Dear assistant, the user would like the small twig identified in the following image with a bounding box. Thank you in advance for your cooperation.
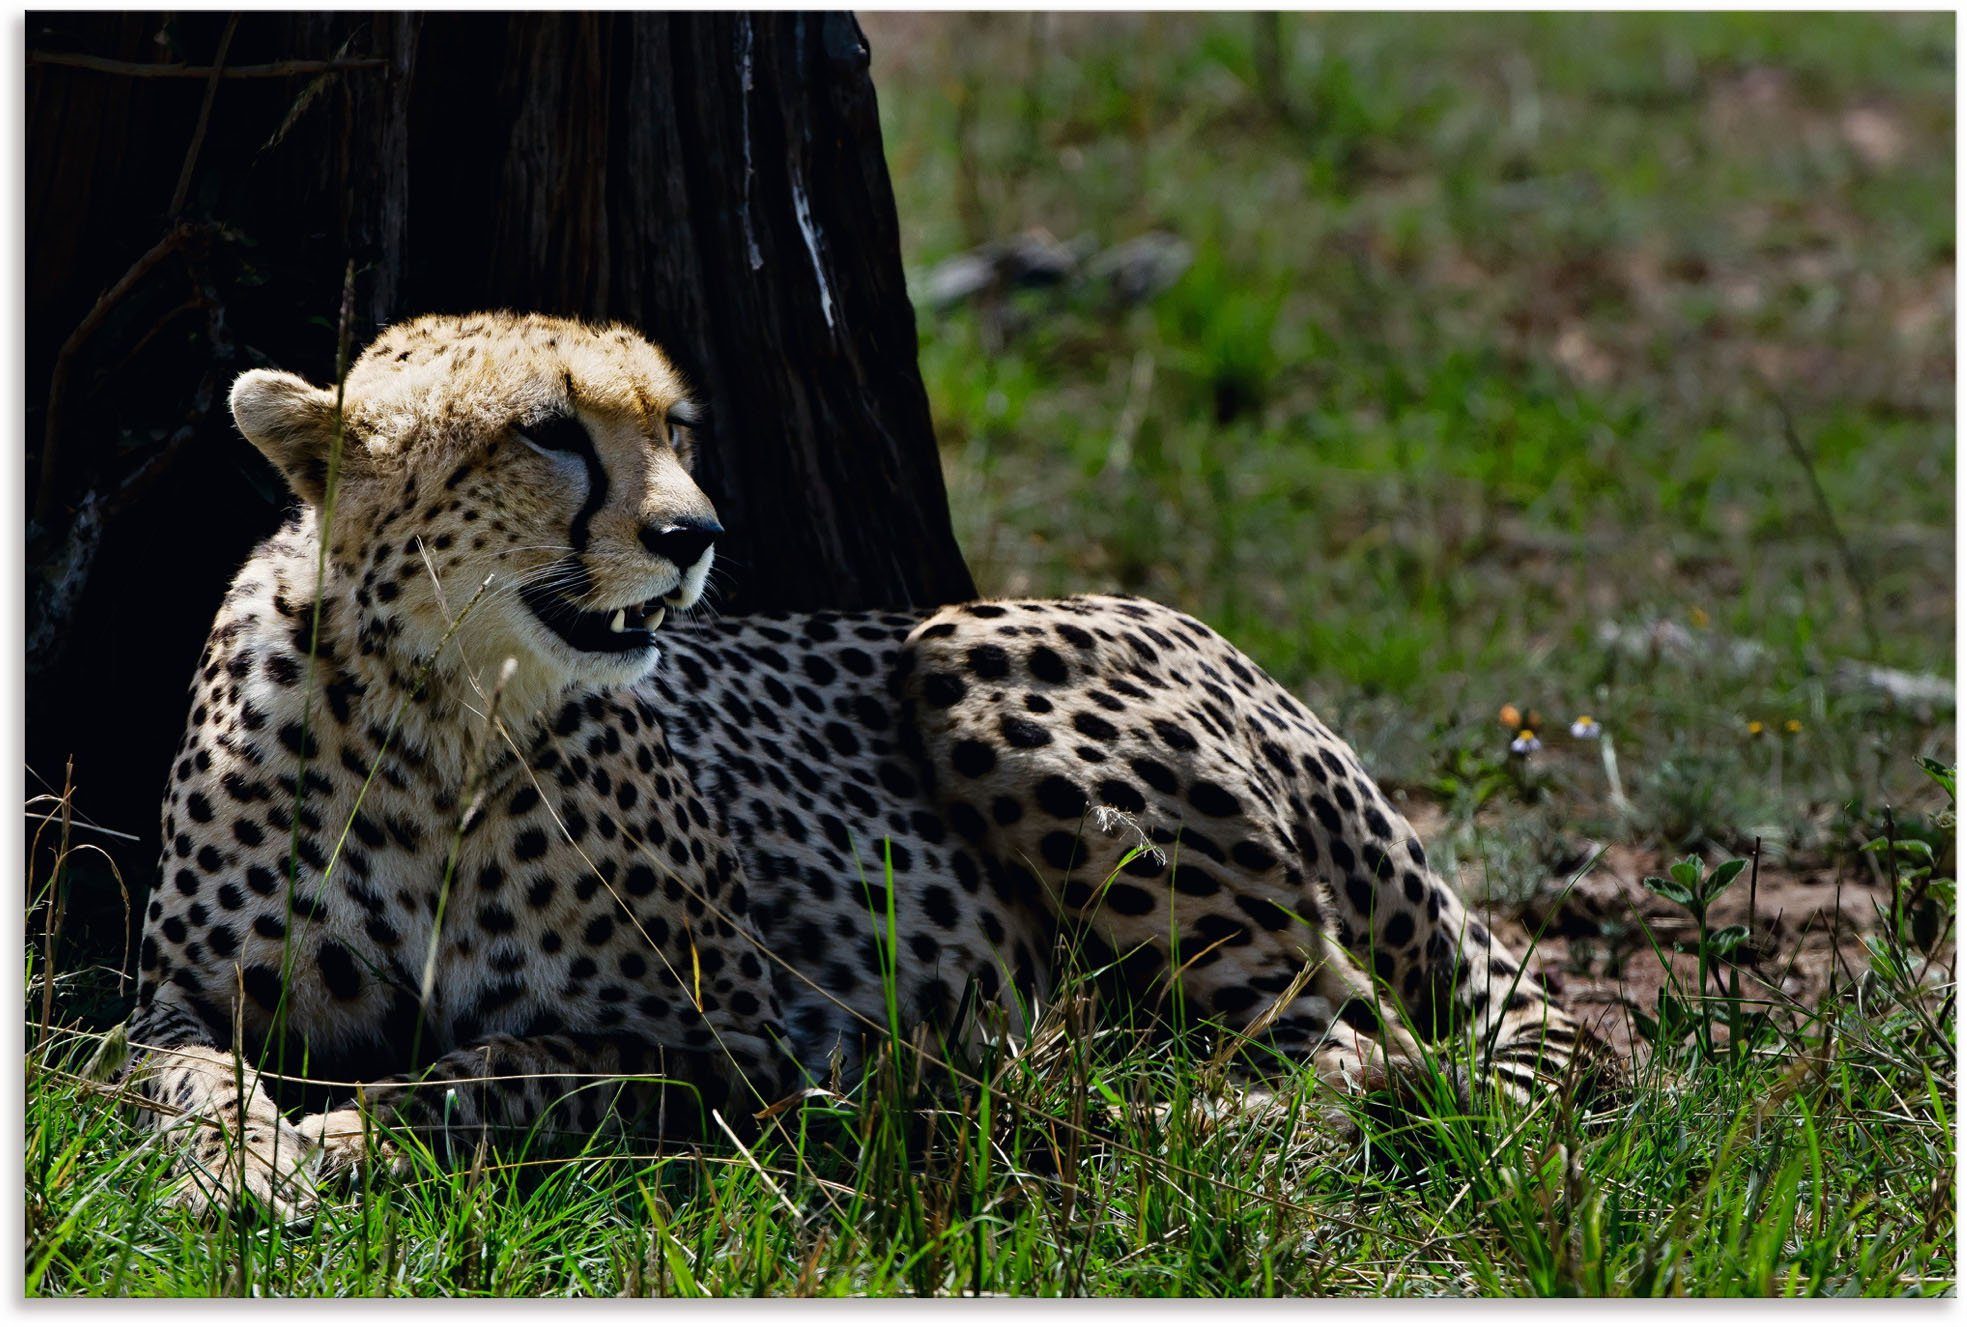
[1882,806,1902,944]
[33,224,200,528]
[1748,835,1761,940]
[1771,393,1882,658]
[27,51,387,79]
[169,14,238,216]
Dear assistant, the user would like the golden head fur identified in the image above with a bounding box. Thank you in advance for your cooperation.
[228,312,720,732]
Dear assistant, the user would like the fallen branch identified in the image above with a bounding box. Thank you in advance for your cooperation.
[28,51,385,80]
[33,223,204,529]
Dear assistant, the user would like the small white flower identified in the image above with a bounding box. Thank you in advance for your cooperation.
[1569,716,1602,740]
[1510,730,1542,755]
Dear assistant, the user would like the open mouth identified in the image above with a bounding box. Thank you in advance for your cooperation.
[520,583,670,656]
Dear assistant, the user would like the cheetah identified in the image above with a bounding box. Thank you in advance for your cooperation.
[112,312,1597,1216]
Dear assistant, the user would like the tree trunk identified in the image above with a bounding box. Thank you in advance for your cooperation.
[25,12,972,950]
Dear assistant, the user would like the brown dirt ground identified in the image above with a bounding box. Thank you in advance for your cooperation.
[1407,805,1947,1063]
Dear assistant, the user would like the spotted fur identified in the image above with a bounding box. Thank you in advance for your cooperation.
[118,313,1593,1216]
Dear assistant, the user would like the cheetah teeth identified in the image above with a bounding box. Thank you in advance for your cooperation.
[610,609,627,633]
[646,606,666,630]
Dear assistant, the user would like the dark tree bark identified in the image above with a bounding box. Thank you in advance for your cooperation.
[25,12,973,953]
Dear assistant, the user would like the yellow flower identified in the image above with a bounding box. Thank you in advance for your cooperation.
[1784,719,1803,735]
[1690,607,1711,629]
[1746,720,1765,737]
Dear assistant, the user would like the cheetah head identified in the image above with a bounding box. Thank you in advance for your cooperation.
[229,312,719,702]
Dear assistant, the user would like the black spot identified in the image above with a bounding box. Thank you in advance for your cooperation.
[1186,779,1241,819]
[1383,911,1416,949]
[1094,779,1145,814]
[921,672,968,708]
[1230,839,1277,872]
[1072,712,1119,741]
[1336,997,1381,1034]
[950,740,996,779]
[1000,716,1051,749]
[1344,874,1373,917]
[1129,757,1179,796]
[513,827,548,861]
[1310,795,1343,835]
[1027,647,1069,684]
[921,885,961,929]
[1151,720,1197,752]
[1035,776,1087,820]
[317,942,362,1001]
[241,965,283,1011]
[1233,894,1295,931]
[965,644,1011,679]
[948,801,988,843]
[1103,883,1156,916]
[1039,831,1080,871]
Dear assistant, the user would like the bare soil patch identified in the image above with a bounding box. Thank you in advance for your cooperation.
[1410,805,1930,1062]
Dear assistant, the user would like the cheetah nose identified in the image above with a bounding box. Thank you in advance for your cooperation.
[639,517,721,568]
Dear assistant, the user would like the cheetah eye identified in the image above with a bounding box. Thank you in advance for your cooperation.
[665,401,703,457]
[513,413,592,458]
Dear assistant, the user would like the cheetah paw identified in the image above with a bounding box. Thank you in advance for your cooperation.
[297,1107,405,1185]
[164,1115,322,1223]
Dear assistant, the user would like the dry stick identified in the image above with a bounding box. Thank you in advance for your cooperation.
[28,51,387,79]
[1748,835,1761,946]
[168,15,238,217]
[1771,393,1882,659]
[32,225,199,527]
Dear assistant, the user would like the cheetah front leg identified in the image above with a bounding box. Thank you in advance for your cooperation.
[300,1028,793,1181]
[106,1002,322,1220]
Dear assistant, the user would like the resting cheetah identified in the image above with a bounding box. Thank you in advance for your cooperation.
[113,312,1593,1215]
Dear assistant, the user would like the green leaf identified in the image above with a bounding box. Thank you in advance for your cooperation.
[1917,756,1957,801]
[1707,924,1751,956]
[1669,857,1703,891]
[1645,874,1695,907]
[1706,858,1748,897]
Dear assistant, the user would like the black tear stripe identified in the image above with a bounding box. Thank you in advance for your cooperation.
[530,411,609,552]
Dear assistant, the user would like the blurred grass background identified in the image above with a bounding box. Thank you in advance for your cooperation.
[864,11,1955,880]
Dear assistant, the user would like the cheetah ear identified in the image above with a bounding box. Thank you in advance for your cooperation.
[229,369,345,504]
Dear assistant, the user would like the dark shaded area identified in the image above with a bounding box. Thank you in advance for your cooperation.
[25,12,974,970]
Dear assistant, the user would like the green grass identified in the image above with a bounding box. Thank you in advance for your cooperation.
[25,12,1957,1297]
[27,877,1957,1295]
